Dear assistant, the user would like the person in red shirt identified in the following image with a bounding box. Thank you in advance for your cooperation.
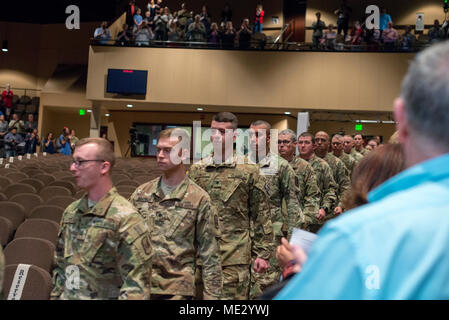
[1,84,13,119]
[254,4,264,34]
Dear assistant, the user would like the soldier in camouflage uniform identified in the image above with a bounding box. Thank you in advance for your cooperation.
[188,112,273,300]
[315,131,351,218]
[129,128,222,300]
[343,135,364,164]
[332,134,356,175]
[297,133,337,233]
[278,129,320,232]
[354,134,369,156]
[247,121,303,299]
[0,246,4,296]
[51,138,152,300]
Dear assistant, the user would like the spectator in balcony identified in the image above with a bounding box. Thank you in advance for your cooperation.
[24,128,40,154]
[428,20,444,43]
[94,21,112,45]
[322,24,337,50]
[185,11,195,40]
[0,114,8,157]
[125,0,137,28]
[24,113,37,133]
[208,22,221,45]
[222,21,236,49]
[399,25,416,51]
[350,20,363,46]
[177,3,189,31]
[1,84,13,119]
[188,15,206,43]
[153,7,169,41]
[382,21,399,49]
[135,21,154,46]
[312,12,326,49]
[133,8,143,31]
[334,0,352,39]
[169,10,178,27]
[237,19,252,49]
[4,127,23,157]
[379,7,392,33]
[143,10,154,30]
[254,4,264,34]
[43,132,55,154]
[221,3,233,26]
[200,5,212,35]
[147,0,157,21]
[117,24,133,45]
[168,22,184,42]
[8,113,25,137]
[69,129,79,152]
[57,127,71,156]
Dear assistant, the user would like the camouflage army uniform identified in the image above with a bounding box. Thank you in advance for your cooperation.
[0,245,4,296]
[323,153,351,211]
[188,154,273,300]
[355,147,369,156]
[288,156,321,228]
[350,149,364,163]
[247,152,303,299]
[129,176,222,300]
[51,187,152,300]
[336,152,356,176]
[306,154,338,233]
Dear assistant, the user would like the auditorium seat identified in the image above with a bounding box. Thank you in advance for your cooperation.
[4,183,37,199]
[5,172,29,182]
[0,216,14,246]
[48,180,76,194]
[4,237,55,273]
[19,178,45,192]
[14,219,60,246]
[9,193,44,217]
[0,176,13,187]
[29,205,64,224]
[134,175,154,185]
[33,173,56,185]
[0,202,26,230]
[112,174,130,185]
[46,196,77,209]
[116,180,139,188]
[40,186,71,202]
[52,171,73,180]
[3,264,52,300]
[0,192,8,201]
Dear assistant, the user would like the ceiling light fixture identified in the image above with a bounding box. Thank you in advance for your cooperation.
[2,40,8,52]
[127,104,133,108]
[105,113,110,117]
[284,111,291,115]
[197,107,203,111]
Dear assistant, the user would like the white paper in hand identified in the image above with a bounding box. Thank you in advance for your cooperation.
[290,228,318,254]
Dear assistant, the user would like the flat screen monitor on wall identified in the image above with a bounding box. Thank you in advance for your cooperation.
[106,69,148,95]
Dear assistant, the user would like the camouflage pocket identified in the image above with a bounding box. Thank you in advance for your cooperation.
[81,221,118,263]
[165,205,195,239]
[220,179,242,203]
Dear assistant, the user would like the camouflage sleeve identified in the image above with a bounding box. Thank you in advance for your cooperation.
[117,214,153,300]
[321,163,338,213]
[187,164,201,185]
[0,246,4,297]
[281,163,303,237]
[50,215,67,300]
[301,164,321,226]
[336,162,351,208]
[249,170,274,261]
[196,196,222,300]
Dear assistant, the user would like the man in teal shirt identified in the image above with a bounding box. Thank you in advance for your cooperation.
[276,41,449,300]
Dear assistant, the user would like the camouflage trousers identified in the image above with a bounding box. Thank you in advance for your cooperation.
[195,264,250,300]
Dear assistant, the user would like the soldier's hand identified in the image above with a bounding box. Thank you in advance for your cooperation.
[254,257,270,273]
[276,237,295,269]
[334,206,343,216]
[317,208,326,220]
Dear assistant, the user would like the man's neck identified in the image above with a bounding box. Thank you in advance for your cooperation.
[355,145,363,152]
[315,150,327,159]
[162,165,186,187]
[300,153,314,161]
[282,152,294,162]
[88,178,114,202]
[333,150,343,157]
[344,149,352,155]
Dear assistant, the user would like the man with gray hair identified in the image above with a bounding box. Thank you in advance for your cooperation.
[343,135,363,163]
[276,40,449,299]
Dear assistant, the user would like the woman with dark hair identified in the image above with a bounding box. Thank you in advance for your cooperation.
[57,127,71,155]
[43,132,55,154]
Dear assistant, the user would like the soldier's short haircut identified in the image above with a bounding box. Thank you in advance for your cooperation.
[344,134,353,139]
[250,120,272,131]
[158,127,189,142]
[298,132,315,144]
[75,137,116,168]
[212,112,238,129]
[354,134,363,139]
[332,134,344,141]
[279,129,297,142]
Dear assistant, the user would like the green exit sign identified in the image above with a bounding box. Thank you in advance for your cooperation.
[355,124,363,131]
[79,109,86,115]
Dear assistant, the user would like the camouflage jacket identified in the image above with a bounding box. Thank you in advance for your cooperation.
[307,154,337,221]
[336,152,356,176]
[323,153,351,209]
[51,187,152,300]
[355,147,369,156]
[289,156,321,226]
[249,153,303,238]
[188,154,273,266]
[350,149,364,163]
[129,176,222,299]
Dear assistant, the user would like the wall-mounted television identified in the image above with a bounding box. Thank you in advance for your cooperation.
[106,69,148,95]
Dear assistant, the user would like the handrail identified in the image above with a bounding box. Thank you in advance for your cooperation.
[271,23,291,49]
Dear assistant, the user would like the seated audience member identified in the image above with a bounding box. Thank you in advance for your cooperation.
[208,22,221,45]
[366,139,378,151]
[237,19,252,49]
[4,127,23,157]
[94,21,112,44]
[57,127,71,155]
[1,84,13,119]
[24,113,37,133]
[312,12,326,49]
[188,15,206,42]
[117,24,133,45]
[399,25,415,51]
[8,113,25,137]
[0,113,8,157]
[167,22,184,43]
[428,20,444,43]
[350,20,363,45]
[222,21,236,48]
[135,21,154,46]
[322,24,337,50]
[69,129,79,152]
[43,132,55,154]
[382,21,399,49]
[24,129,41,154]
[133,8,143,31]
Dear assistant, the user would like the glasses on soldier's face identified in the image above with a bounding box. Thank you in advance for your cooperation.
[71,159,105,168]
[278,140,292,145]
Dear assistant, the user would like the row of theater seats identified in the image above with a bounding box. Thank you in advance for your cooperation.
[5,95,40,117]
[0,153,163,299]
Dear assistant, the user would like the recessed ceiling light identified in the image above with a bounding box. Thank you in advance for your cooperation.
[197,108,203,111]
[87,109,92,113]
[105,113,110,117]
[127,104,133,108]
[284,112,291,115]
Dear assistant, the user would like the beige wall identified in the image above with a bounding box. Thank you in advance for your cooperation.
[88,46,413,112]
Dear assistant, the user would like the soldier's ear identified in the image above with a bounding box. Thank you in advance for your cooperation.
[101,161,111,176]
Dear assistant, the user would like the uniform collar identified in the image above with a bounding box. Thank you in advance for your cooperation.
[369,153,449,203]
[77,187,118,217]
[150,175,190,201]
[203,152,238,168]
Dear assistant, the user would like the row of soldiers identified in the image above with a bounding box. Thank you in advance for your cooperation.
[4,112,374,300]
